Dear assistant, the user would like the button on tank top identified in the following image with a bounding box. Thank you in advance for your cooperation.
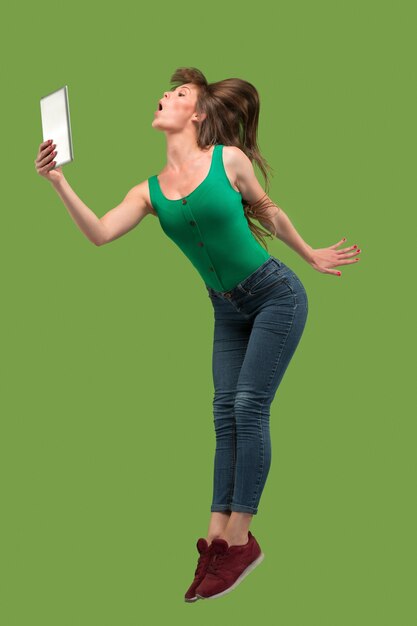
[147,144,270,291]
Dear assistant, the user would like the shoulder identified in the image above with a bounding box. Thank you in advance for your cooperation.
[221,145,247,166]
[221,146,253,179]
[221,146,262,204]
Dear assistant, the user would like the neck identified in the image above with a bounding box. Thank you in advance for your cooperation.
[164,135,214,172]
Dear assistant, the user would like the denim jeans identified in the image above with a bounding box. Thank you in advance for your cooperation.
[205,256,308,515]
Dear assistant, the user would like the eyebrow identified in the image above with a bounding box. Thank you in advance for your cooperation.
[169,85,192,93]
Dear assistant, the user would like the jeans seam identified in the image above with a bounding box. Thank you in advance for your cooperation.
[227,418,236,507]
[211,505,232,512]
[248,288,297,510]
[231,504,258,514]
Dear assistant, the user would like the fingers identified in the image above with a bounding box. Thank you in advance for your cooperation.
[35,139,54,162]
[336,244,359,254]
[330,237,347,249]
[39,159,56,175]
[321,268,342,276]
[35,139,57,174]
[336,249,361,261]
[36,139,51,160]
[325,251,361,275]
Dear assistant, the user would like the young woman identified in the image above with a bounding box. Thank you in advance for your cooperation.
[35,67,361,603]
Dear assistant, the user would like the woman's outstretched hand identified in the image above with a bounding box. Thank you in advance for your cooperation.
[309,238,361,276]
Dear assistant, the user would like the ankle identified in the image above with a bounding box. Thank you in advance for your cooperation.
[206,533,223,545]
[219,532,249,546]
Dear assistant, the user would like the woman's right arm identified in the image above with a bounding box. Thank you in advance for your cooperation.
[50,177,154,246]
[35,139,155,246]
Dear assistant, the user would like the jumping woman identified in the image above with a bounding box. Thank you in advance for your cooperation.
[35,66,361,603]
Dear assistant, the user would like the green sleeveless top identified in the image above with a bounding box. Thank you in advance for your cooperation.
[147,144,270,291]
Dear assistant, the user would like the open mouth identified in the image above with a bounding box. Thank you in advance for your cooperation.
[158,103,163,111]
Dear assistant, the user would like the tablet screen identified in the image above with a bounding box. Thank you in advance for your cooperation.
[40,85,74,168]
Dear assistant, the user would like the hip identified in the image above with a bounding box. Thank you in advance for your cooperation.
[205,255,308,318]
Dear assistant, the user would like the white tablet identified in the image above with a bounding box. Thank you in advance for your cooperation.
[40,85,74,168]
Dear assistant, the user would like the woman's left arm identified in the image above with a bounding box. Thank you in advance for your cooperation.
[228,146,361,276]
[259,206,314,264]
[259,204,360,277]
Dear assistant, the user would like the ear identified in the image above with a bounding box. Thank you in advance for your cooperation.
[193,111,207,123]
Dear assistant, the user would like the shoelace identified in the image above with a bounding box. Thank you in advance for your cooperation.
[206,551,227,575]
[194,550,211,577]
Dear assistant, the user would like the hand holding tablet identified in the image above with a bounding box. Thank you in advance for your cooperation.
[34,138,65,182]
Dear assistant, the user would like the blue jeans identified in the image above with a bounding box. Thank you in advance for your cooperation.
[205,256,308,515]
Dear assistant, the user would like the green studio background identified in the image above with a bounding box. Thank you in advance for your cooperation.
[1,1,415,624]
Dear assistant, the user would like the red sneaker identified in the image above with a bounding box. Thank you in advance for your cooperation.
[184,538,214,602]
[195,531,264,600]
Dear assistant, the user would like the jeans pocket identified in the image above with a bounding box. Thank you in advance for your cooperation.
[241,268,286,295]
[287,272,309,312]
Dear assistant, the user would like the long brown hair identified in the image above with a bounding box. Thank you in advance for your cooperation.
[169,67,279,250]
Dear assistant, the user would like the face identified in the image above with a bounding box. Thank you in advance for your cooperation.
[151,83,206,132]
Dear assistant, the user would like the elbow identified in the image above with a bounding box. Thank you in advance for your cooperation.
[94,225,108,246]
[92,234,106,246]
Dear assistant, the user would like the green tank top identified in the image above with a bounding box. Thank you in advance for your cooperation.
[147,144,270,291]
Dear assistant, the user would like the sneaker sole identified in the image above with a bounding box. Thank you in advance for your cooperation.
[195,551,265,600]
